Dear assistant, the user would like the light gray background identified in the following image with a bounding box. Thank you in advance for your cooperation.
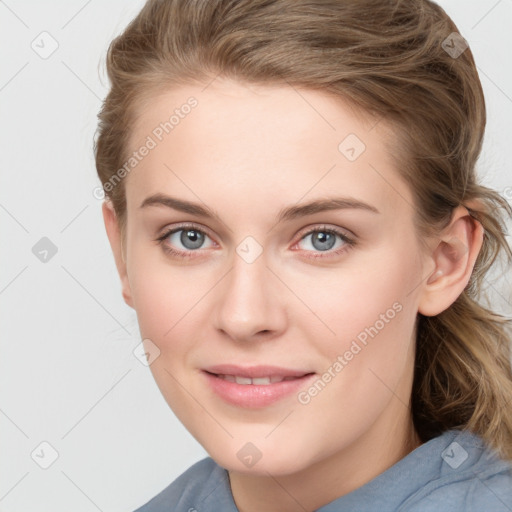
[1,1,511,511]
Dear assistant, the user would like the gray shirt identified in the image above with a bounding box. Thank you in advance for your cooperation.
[133,429,512,511]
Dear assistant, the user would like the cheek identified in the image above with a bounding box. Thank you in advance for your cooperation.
[127,258,208,411]
[293,260,418,435]
[127,246,219,362]
[301,250,419,368]
[126,243,190,340]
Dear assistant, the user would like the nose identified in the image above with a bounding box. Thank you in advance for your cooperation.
[212,249,288,343]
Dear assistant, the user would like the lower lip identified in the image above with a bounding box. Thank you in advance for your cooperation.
[202,371,316,408]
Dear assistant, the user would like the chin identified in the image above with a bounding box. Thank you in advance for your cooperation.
[206,441,312,476]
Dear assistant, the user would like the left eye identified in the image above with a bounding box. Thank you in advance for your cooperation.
[296,228,351,253]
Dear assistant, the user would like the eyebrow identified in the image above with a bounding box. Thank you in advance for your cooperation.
[139,193,380,223]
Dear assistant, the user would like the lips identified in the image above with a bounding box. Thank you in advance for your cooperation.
[202,364,315,408]
[215,374,299,385]
[204,364,311,379]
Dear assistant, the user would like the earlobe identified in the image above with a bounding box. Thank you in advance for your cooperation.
[101,201,134,309]
[418,205,484,317]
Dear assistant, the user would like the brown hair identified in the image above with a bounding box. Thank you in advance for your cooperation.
[94,0,512,459]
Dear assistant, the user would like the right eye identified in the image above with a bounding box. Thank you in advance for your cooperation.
[156,224,216,258]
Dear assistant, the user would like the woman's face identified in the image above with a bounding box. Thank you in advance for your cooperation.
[107,78,431,476]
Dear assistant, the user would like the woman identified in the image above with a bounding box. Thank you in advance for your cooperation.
[95,0,512,510]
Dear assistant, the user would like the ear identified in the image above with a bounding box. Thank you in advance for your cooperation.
[418,203,484,316]
[102,200,134,309]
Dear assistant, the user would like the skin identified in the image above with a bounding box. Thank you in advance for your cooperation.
[103,77,483,512]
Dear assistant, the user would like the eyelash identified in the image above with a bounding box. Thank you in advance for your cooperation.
[154,223,356,260]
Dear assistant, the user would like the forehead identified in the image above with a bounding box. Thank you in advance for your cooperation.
[125,78,414,220]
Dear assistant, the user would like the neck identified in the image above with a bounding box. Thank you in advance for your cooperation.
[228,408,422,512]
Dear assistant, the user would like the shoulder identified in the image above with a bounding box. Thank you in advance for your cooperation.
[402,430,512,512]
[133,457,235,512]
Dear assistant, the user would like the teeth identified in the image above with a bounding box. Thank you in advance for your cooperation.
[217,374,295,385]
[235,376,252,385]
[252,377,271,385]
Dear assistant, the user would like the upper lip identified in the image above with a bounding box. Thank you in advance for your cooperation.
[203,364,313,378]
